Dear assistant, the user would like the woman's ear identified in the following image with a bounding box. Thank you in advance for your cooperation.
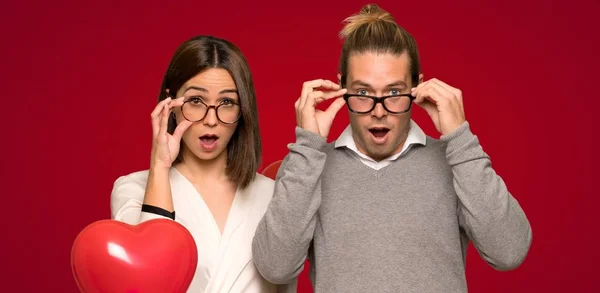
[418,73,424,84]
[165,89,171,98]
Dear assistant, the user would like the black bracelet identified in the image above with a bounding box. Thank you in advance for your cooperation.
[141,204,176,220]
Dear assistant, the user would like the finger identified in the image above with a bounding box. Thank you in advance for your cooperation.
[300,79,341,108]
[159,102,171,137]
[152,97,172,117]
[152,98,171,137]
[425,81,456,106]
[303,88,345,110]
[429,78,459,94]
[411,84,425,101]
[301,79,341,97]
[300,80,322,108]
[412,79,429,93]
[413,88,439,114]
[426,79,463,101]
[313,88,347,105]
[172,120,193,141]
[324,97,347,118]
[415,85,447,107]
[294,98,301,125]
[167,98,185,112]
[413,83,433,104]
[414,97,435,111]
[163,96,184,118]
[170,96,186,106]
[413,82,438,103]
[324,79,340,90]
[412,83,428,104]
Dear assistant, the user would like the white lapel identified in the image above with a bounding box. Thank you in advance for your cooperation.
[203,185,253,293]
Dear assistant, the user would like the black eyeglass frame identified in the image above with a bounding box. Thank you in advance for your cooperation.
[342,93,416,114]
[180,99,242,124]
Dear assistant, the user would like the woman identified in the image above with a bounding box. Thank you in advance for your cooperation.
[110,35,296,293]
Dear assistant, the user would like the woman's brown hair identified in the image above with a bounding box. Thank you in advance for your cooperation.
[339,4,421,87]
[158,35,261,189]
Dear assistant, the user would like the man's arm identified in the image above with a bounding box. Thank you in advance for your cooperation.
[443,122,532,270]
[411,78,532,270]
[252,127,328,284]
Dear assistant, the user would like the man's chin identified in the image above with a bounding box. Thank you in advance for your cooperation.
[363,145,394,162]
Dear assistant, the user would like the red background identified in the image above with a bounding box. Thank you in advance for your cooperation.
[1,0,598,292]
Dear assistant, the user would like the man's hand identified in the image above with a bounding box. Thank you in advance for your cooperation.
[411,78,466,135]
[295,79,347,138]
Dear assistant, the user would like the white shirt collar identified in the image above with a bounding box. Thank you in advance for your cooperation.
[334,119,427,164]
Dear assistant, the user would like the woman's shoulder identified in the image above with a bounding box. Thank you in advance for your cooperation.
[243,173,275,202]
[113,169,151,189]
[247,172,275,192]
[113,168,183,188]
[110,170,152,203]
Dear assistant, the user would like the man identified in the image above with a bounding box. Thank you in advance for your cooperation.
[252,4,532,292]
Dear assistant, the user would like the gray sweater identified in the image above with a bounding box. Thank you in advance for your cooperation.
[252,122,532,292]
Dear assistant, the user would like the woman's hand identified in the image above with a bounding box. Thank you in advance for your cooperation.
[150,97,193,170]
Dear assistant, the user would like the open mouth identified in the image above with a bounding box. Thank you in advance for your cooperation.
[199,134,219,149]
[369,127,390,139]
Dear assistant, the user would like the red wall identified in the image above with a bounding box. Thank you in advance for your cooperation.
[1,0,598,291]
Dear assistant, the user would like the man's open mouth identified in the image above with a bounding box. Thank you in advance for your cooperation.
[369,127,390,138]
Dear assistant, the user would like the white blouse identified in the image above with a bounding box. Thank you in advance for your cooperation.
[110,167,297,293]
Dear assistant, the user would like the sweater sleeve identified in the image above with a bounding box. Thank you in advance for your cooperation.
[110,173,174,224]
[252,127,328,284]
[441,121,532,271]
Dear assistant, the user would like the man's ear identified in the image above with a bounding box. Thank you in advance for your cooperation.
[165,89,171,98]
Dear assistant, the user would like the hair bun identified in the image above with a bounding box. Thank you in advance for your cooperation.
[340,4,395,39]
[360,4,393,21]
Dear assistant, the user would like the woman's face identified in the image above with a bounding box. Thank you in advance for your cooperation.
[173,68,240,163]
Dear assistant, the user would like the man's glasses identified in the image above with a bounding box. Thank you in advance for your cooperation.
[180,97,241,124]
[342,93,415,114]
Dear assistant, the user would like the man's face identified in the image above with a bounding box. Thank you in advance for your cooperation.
[344,51,419,161]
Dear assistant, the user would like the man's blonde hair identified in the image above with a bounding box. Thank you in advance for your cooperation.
[339,4,421,87]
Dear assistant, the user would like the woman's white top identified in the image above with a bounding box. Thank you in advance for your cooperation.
[110,167,297,293]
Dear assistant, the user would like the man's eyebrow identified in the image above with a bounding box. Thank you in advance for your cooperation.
[350,80,408,88]
[350,80,372,88]
[386,81,408,88]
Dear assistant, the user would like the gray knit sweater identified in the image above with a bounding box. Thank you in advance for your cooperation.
[252,122,532,292]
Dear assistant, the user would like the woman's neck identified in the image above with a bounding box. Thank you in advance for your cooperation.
[175,148,230,186]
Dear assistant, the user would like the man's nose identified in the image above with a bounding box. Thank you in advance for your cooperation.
[371,102,387,118]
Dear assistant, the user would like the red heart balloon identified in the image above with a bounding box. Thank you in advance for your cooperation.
[261,160,282,180]
[71,219,198,293]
